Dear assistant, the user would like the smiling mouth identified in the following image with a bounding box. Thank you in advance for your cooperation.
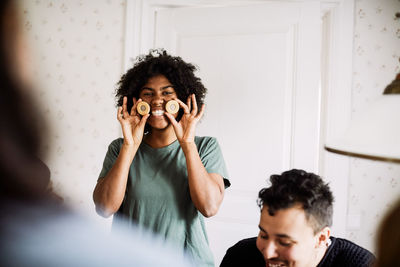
[152,110,165,116]
[267,262,286,267]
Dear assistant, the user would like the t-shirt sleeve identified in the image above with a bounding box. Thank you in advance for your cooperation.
[197,137,230,189]
[98,139,123,180]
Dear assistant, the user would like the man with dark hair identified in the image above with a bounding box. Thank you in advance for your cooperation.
[220,169,375,267]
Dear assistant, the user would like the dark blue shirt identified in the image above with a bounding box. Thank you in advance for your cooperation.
[220,236,375,267]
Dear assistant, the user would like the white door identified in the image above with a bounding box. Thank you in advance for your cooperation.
[154,2,321,265]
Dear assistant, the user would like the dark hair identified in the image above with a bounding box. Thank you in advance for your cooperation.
[115,49,207,124]
[257,169,334,233]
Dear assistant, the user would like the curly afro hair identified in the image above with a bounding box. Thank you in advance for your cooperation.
[115,49,207,122]
[257,169,334,233]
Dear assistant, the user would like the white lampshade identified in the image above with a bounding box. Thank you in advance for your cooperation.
[325,74,400,163]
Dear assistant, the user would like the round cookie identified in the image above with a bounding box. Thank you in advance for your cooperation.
[136,101,150,115]
[166,100,179,114]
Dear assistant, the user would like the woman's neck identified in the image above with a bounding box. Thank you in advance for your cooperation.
[144,125,177,148]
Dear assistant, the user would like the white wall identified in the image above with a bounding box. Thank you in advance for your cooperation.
[19,0,400,254]
[19,0,126,224]
[346,0,400,252]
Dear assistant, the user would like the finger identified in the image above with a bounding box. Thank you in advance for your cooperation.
[117,106,123,122]
[122,96,130,118]
[186,95,191,113]
[138,113,150,128]
[175,98,190,114]
[164,112,179,127]
[191,94,198,115]
[131,97,139,115]
[196,104,205,119]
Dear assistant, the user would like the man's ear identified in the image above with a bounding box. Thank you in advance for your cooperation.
[316,227,331,248]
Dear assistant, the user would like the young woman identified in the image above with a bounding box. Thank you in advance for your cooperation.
[93,49,230,266]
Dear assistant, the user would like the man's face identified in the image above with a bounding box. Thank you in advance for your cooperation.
[256,204,326,267]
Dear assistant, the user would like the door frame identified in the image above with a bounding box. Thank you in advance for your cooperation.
[123,0,354,237]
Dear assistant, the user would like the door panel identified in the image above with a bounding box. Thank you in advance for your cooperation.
[155,2,321,264]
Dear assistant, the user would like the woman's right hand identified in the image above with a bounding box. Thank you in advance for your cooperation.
[117,96,150,147]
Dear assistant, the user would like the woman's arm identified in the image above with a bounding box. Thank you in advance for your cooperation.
[93,143,138,217]
[181,142,225,217]
[93,97,149,217]
[165,94,225,217]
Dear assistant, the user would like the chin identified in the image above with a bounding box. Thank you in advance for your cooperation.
[148,117,169,129]
[148,122,171,131]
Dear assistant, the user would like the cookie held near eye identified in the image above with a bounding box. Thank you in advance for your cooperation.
[166,100,179,114]
[137,101,150,115]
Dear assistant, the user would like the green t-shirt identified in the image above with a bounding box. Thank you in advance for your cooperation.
[99,136,230,266]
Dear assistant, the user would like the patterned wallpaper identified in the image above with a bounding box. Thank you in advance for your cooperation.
[18,0,400,252]
[348,0,400,252]
[19,0,126,221]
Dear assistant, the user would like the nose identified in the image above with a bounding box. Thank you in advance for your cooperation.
[261,240,279,259]
[151,94,164,106]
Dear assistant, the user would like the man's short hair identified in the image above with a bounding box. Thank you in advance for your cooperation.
[257,169,334,233]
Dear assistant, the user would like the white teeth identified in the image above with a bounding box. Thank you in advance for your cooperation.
[152,110,164,116]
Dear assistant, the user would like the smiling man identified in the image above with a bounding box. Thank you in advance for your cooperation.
[220,169,375,267]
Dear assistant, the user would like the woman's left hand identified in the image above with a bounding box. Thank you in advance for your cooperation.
[164,94,205,144]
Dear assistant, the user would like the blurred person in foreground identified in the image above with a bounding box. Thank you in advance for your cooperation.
[0,1,191,266]
[375,198,400,267]
[220,169,375,267]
